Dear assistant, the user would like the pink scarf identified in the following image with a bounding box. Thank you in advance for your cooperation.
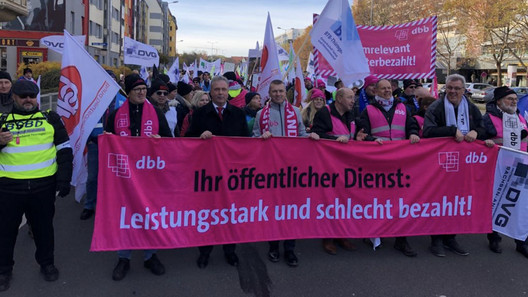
[259,101,298,137]
[114,100,159,137]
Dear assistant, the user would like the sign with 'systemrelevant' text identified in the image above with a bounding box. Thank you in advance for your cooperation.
[356,16,437,79]
[91,136,497,251]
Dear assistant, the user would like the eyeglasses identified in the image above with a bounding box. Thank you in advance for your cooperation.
[155,91,168,96]
[446,86,464,91]
[132,87,147,93]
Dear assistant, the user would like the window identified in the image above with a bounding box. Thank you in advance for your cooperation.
[71,12,75,33]
[150,26,162,33]
[149,39,162,46]
[150,13,162,19]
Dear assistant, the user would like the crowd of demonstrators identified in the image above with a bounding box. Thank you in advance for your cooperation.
[301,88,327,132]
[179,90,211,137]
[185,75,248,269]
[253,80,319,267]
[482,86,528,256]
[4,62,528,292]
[0,80,73,291]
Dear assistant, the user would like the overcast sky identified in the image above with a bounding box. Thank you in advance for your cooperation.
[168,0,329,57]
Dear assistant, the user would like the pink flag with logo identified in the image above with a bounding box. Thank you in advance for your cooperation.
[91,136,498,251]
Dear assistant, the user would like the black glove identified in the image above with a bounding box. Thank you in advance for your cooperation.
[56,182,71,197]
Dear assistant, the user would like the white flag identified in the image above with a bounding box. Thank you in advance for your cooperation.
[257,13,282,104]
[277,44,290,62]
[40,35,86,53]
[36,75,41,107]
[124,36,159,67]
[167,57,179,83]
[306,51,315,77]
[139,66,149,85]
[492,147,528,241]
[310,0,370,86]
[249,41,261,58]
[293,55,306,107]
[56,30,121,201]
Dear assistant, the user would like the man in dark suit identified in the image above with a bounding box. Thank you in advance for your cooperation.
[186,75,248,268]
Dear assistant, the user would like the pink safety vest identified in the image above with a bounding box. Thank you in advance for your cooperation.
[413,115,424,138]
[489,113,528,151]
[367,103,407,140]
[325,105,355,138]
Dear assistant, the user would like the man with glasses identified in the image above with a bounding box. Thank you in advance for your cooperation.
[0,80,73,291]
[482,86,528,256]
[423,73,486,257]
[105,74,172,281]
[148,79,178,137]
[400,79,419,115]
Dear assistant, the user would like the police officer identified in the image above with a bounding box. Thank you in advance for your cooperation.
[0,80,73,292]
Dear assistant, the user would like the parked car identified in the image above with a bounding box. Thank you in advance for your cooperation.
[481,86,495,103]
[466,83,493,102]
[512,87,528,97]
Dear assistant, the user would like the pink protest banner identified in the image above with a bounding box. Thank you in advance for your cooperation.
[357,16,437,79]
[91,135,497,251]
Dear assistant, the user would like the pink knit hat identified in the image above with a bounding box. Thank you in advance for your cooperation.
[364,75,379,88]
[311,88,325,99]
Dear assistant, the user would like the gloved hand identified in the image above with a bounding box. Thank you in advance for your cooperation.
[56,182,71,197]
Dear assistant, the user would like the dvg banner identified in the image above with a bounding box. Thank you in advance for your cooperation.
[91,136,497,251]
[492,148,528,241]
[124,37,160,67]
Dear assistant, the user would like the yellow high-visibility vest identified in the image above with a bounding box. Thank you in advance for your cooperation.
[0,112,58,179]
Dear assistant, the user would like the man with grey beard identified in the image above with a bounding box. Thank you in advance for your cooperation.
[482,86,528,257]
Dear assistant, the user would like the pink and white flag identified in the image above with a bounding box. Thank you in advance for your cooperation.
[56,30,121,201]
[293,55,306,107]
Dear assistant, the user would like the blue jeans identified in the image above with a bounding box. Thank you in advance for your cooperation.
[84,142,98,210]
[117,250,157,261]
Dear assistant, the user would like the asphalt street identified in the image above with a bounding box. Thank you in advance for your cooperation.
[5,193,528,297]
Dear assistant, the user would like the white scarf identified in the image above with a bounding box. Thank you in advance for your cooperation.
[502,111,522,150]
[444,96,470,135]
[375,96,393,112]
